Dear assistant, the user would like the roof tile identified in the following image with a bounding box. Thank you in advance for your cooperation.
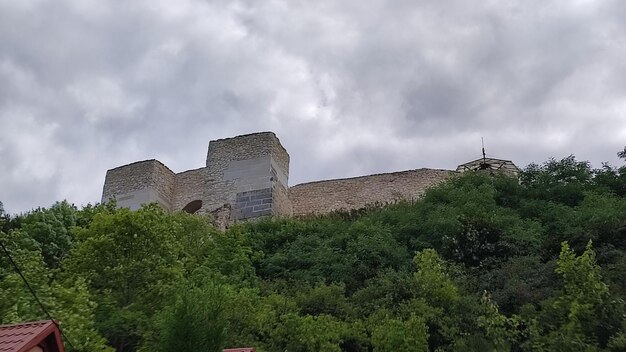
[0,321,60,352]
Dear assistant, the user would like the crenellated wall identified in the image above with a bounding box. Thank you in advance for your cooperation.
[101,131,514,228]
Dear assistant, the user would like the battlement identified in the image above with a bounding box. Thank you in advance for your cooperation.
[101,132,518,229]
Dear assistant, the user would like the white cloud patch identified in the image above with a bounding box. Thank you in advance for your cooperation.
[67,76,146,122]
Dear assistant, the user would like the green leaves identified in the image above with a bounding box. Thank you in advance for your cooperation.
[19,201,79,268]
[155,283,227,352]
[0,229,112,352]
[371,314,428,352]
[414,249,459,306]
[556,241,608,305]
[68,205,184,307]
[618,147,626,161]
[524,241,625,350]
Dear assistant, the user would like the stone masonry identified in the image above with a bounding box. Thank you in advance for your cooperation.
[289,169,454,216]
[102,132,291,229]
[102,131,518,228]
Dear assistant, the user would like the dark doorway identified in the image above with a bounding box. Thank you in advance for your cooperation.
[182,200,202,214]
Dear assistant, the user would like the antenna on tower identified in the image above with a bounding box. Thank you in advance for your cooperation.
[479,137,490,170]
[482,137,486,161]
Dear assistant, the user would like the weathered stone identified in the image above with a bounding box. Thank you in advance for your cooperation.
[289,169,454,216]
[101,131,518,229]
[102,132,291,227]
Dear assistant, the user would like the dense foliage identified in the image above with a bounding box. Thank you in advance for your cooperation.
[1,153,626,351]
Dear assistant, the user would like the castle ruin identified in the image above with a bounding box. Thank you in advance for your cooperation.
[101,132,518,228]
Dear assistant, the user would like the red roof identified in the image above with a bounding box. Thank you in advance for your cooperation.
[0,321,65,352]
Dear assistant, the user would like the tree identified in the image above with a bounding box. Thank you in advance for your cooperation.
[526,241,625,350]
[154,283,226,352]
[269,313,345,352]
[0,201,10,233]
[344,220,410,291]
[477,255,557,315]
[0,229,112,352]
[197,226,257,285]
[618,147,626,161]
[20,201,79,268]
[371,314,428,352]
[413,249,458,307]
[295,282,350,319]
[65,204,187,351]
[476,292,520,352]
[520,156,594,206]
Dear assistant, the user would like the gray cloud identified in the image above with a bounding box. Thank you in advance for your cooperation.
[1,0,625,213]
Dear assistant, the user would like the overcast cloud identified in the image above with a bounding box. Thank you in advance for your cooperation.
[1,0,625,213]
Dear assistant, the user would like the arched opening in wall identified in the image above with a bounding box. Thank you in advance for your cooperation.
[182,200,202,214]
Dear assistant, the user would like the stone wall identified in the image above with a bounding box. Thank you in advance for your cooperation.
[234,187,273,219]
[270,136,290,186]
[272,181,292,217]
[173,167,209,212]
[206,132,281,172]
[289,169,455,216]
[102,159,175,211]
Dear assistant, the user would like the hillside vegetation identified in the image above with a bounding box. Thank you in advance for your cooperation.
[2,155,626,351]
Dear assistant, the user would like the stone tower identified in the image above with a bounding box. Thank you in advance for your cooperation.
[202,132,291,221]
[102,132,291,227]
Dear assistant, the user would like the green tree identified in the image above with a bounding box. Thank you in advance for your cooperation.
[20,201,79,268]
[269,313,345,352]
[295,282,351,319]
[618,147,626,160]
[593,163,626,197]
[577,192,626,248]
[476,292,520,352]
[520,156,594,206]
[371,314,428,352]
[344,220,409,291]
[406,249,463,350]
[413,249,458,306]
[477,255,557,315]
[197,226,257,285]
[0,229,112,352]
[153,283,226,352]
[526,241,625,350]
[65,204,187,351]
[351,269,416,317]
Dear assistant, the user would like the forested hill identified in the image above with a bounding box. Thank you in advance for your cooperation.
[2,154,626,352]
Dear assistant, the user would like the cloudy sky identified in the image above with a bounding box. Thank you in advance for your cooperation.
[1,0,625,214]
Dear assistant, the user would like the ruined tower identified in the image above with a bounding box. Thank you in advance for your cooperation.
[102,132,291,228]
